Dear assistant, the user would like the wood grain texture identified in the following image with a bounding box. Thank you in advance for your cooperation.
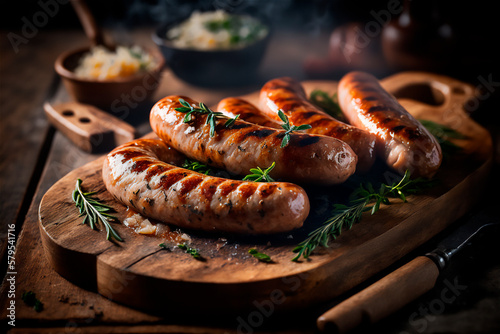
[0,30,87,274]
[38,73,492,315]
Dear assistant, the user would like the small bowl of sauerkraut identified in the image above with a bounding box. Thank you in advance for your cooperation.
[153,10,270,86]
[55,44,164,109]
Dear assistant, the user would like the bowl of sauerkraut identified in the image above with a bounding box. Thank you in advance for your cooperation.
[153,10,270,86]
[55,44,164,109]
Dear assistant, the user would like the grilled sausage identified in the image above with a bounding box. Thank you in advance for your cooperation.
[259,77,377,173]
[102,139,310,234]
[217,97,281,129]
[150,95,357,185]
[338,71,442,178]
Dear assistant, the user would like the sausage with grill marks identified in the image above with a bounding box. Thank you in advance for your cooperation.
[259,77,377,173]
[102,139,310,234]
[150,95,357,185]
[217,97,281,129]
[338,71,442,178]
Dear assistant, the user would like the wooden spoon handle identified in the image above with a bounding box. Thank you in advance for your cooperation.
[317,256,440,333]
[70,0,107,47]
[44,101,136,153]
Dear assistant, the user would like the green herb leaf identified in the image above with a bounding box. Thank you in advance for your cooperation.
[277,110,312,148]
[292,170,433,261]
[22,291,44,312]
[249,248,273,263]
[419,119,466,157]
[309,90,345,122]
[72,178,123,242]
[224,114,240,128]
[175,98,237,137]
[177,243,203,260]
[242,162,276,182]
[182,159,214,175]
[159,243,170,250]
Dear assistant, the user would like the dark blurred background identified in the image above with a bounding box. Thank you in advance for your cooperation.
[2,0,499,115]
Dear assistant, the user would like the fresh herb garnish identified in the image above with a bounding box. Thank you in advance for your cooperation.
[242,162,276,182]
[159,243,170,250]
[175,98,239,137]
[419,119,466,156]
[292,170,431,261]
[178,243,203,260]
[278,110,312,148]
[309,90,345,122]
[248,248,273,263]
[22,291,43,312]
[182,159,214,175]
[72,179,123,242]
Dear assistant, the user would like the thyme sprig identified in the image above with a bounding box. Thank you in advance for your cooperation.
[175,98,239,137]
[292,170,431,261]
[309,90,346,122]
[242,162,276,182]
[72,179,123,242]
[278,110,312,148]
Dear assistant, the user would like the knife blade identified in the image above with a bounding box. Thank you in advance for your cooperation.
[426,215,497,270]
[316,216,498,333]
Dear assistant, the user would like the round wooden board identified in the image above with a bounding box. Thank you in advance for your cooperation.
[39,72,493,314]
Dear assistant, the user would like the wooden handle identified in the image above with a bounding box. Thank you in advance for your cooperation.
[44,101,136,153]
[317,256,440,333]
[70,0,109,48]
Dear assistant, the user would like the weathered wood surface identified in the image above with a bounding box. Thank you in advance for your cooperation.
[38,73,493,315]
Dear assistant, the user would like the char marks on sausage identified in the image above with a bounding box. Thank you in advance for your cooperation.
[258,77,377,173]
[338,71,442,178]
[102,139,310,234]
[150,95,357,185]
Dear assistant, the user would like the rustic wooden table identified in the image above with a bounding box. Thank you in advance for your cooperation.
[1,27,499,334]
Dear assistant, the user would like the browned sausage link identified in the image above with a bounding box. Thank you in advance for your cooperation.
[217,97,281,129]
[338,71,442,178]
[102,139,310,234]
[150,95,357,185]
[259,77,377,173]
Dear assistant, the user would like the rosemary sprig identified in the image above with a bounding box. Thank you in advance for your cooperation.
[175,98,239,137]
[72,179,123,242]
[242,162,276,182]
[278,110,312,148]
[248,248,273,263]
[292,170,431,261]
[182,159,214,175]
[309,90,346,122]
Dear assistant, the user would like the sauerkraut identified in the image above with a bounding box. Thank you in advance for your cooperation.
[166,10,268,50]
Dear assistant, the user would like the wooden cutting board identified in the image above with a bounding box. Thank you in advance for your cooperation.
[38,72,492,315]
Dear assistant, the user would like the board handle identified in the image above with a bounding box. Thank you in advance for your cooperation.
[44,101,136,153]
[317,256,439,333]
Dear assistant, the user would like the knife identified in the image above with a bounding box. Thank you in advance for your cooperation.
[316,216,498,333]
